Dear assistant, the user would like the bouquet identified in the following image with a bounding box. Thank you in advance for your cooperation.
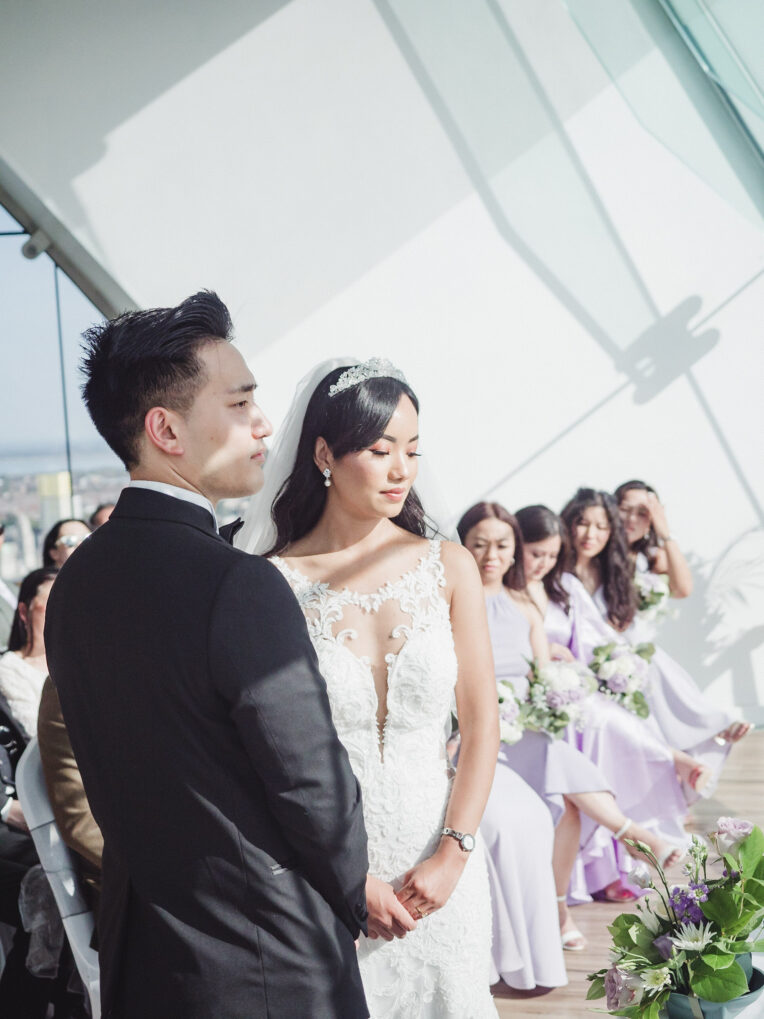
[590,642,654,719]
[497,681,524,745]
[587,818,764,1017]
[522,659,597,738]
[634,571,673,625]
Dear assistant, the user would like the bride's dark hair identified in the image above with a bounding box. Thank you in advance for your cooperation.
[560,487,636,630]
[268,366,428,555]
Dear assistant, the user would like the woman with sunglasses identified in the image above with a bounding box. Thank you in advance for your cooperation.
[41,519,91,568]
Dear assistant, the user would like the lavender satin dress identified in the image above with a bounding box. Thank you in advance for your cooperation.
[545,574,689,899]
[607,554,733,801]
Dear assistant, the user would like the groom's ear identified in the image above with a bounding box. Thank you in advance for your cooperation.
[313,436,333,474]
[144,406,185,457]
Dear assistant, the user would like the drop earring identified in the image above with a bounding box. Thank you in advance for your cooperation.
[323,468,332,488]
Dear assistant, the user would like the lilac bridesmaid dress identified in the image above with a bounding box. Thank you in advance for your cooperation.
[607,553,733,800]
[480,757,568,989]
[485,592,620,909]
[544,574,689,899]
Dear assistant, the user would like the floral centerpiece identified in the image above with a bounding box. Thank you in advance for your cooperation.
[590,642,654,719]
[634,571,673,625]
[587,818,764,1017]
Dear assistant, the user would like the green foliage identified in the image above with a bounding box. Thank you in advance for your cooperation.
[739,827,764,879]
[689,958,749,1002]
[587,975,606,1000]
[631,691,650,719]
[634,642,655,661]
[698,950,735,970]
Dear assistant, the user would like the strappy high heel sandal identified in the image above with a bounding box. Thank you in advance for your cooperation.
[556,894,586,951]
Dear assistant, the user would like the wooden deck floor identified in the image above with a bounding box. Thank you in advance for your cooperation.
[492,729,764,1017]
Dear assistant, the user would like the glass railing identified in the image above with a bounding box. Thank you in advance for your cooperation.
[0,204,126,576]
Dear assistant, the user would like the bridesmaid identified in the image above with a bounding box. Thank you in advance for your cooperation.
[514,503,694,900]
[561,488,730,800]
[458,502,680,953]
[615,480,751,761]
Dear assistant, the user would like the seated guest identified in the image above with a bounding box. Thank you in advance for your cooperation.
[41,521,90,568]
[88,504,115,530]
[0,598,87,1016]
[37,676,103,921]
[0,569,58,739]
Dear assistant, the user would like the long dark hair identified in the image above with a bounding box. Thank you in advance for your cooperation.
[7,567,59,652]
[269,367,428,555]
[456,502,525,590]
[515,504,570,613]
[560,488,636,630]
[42,519,91,566]
[614,479,658,556]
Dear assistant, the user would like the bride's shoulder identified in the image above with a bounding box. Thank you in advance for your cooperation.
[436,539,480,586]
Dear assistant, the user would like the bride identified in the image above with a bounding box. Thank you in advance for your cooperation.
[238,358,499,1018]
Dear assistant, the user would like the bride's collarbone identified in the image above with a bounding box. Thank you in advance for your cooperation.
[281,535,436,594]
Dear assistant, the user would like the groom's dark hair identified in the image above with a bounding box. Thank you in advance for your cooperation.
[81,291,233,470]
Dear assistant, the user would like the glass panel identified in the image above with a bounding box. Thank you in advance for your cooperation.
[565,0,764,228]
[385,0,656,357]
[659,0,764,116]
[0,207,126,576]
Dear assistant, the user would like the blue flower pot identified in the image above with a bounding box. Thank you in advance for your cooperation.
[662,965,764,1018]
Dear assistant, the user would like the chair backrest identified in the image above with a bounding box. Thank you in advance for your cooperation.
[16,739,101,1018]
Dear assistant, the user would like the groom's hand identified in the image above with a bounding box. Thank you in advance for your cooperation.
[365,875,417,941]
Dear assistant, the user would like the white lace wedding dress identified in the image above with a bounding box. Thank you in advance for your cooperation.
[274,540,497,1018]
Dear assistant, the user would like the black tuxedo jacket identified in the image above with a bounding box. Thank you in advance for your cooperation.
[45,488,369,1018]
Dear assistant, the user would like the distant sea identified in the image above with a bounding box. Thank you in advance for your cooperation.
[0,449,125,478]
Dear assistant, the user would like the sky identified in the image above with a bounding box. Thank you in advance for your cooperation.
[0,203,122,476]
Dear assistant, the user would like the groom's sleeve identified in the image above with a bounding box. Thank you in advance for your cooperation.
[209,553,369,938]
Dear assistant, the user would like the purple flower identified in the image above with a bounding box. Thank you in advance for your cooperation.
[606,673,630,693]
[689,880,709,903]
[669,887,704,924]
[604,966,644,1010]
[653,934,675,961]
[546,691,565,710]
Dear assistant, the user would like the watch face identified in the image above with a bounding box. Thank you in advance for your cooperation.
[460,833,476,852]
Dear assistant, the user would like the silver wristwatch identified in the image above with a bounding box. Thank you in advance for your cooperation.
[441,827,476,853]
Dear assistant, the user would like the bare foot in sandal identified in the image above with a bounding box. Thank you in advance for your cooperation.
[717,721,753,743]
[557,896,586,951]
[613,818,684,871]
[673,752,711,793]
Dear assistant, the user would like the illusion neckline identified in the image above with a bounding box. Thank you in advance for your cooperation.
[272,538,441,603]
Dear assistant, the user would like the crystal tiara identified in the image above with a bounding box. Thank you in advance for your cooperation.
[328,358,407,398]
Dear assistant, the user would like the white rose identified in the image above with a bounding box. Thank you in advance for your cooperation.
[499,719,523,744]
[598,660,619,681]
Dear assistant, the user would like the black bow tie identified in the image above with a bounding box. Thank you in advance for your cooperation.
[219,518,245,545]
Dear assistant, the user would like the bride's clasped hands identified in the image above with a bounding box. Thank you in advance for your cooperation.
[396,834,469,920]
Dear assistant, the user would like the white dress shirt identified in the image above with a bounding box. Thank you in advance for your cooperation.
[128,480,218,531]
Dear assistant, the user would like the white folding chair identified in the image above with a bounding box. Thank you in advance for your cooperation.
[15,738,100,1018]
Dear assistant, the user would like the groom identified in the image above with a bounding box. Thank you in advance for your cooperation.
[45,293,370,1018]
